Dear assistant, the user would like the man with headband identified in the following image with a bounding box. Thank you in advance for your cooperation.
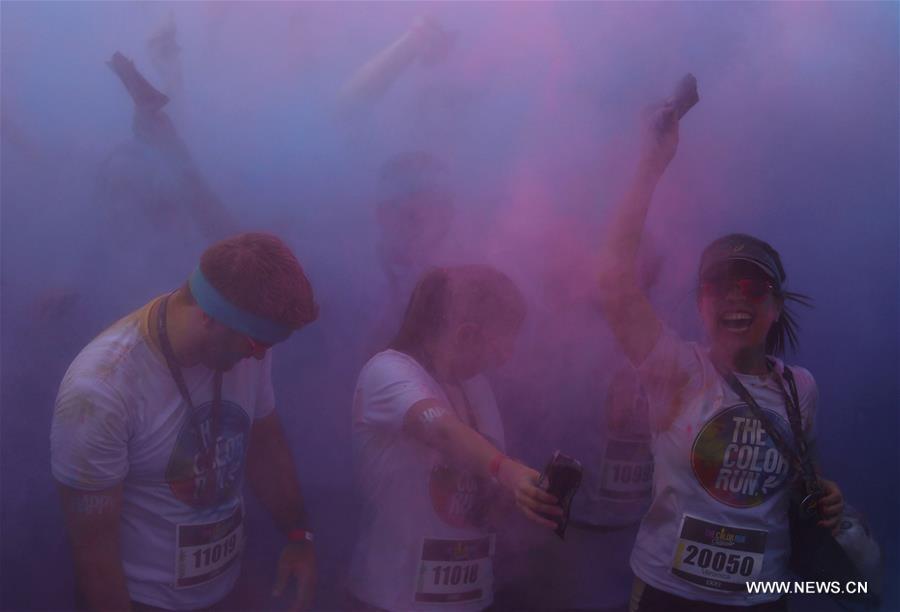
[51,233,319,611]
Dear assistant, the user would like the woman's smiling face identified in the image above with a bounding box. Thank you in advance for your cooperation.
[698,261,783,355]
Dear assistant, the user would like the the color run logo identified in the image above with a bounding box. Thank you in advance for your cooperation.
[166,400,250,508]
[691,405,791,507]
[708,527,747,547]
[429,464,488,528]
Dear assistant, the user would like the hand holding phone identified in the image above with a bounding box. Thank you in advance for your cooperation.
[538,451,583,539]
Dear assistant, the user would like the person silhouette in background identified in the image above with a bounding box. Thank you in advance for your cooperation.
[374,150,455,319]
[100,49,235,243]
[336,17,460,352]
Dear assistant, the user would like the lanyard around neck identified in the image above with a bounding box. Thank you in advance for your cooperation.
[157,294,222,461]
[712,358,821,508]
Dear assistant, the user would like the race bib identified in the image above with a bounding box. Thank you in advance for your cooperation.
[671,515,766,591]
[597,437,654,501]
[414,535,494,605]
[175,505,244,588]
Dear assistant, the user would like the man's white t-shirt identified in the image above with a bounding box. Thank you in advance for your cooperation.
[51,297,275,610]
[630,329,817,606]
[349,350,505,612]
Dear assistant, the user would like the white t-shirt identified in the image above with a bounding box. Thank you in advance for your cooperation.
[349,350,505,612]
[51,297,275,610]
[630,329,817,605]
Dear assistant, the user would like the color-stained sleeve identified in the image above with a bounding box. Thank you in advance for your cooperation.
[51,378,130,491]
[354,352,440,432]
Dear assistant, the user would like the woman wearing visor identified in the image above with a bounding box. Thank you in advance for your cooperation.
[596,102,844,611]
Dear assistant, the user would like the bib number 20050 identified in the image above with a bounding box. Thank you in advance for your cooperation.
[671,514,767,592]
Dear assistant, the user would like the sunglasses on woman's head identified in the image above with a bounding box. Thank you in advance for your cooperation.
[700,277,775,303]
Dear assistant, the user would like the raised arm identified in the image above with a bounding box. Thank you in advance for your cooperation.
[403,399,560,528]
[108,51,170,115]
[58,483,131,611]
[338,17,455,112]
[596,102,681,366]
[106,51,237,240]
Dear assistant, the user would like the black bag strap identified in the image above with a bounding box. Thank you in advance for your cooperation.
[778,368,821,502]
[712,359,822,516]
